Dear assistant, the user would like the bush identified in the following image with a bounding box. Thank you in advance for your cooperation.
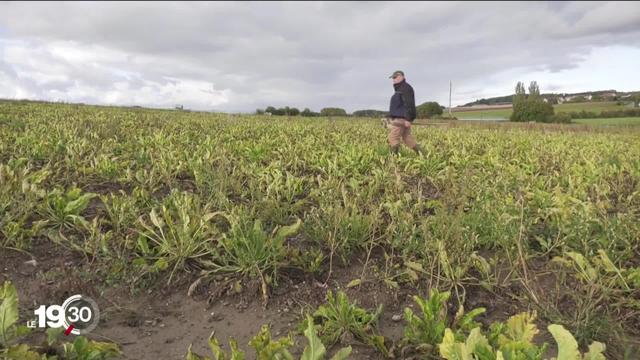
[568,108,640,119]
[581,110,598,119]
[288,107,300,116]
[416,102,443,118]
[550,112,572,123]
[511,98,554,122]
[320,107,347,117]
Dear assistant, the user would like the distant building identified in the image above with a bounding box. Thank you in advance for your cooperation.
[557,93,592,103]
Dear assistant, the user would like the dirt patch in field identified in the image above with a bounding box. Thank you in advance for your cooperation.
[1,243,410,359]
[0,237,99,307]
[1,241,591,360]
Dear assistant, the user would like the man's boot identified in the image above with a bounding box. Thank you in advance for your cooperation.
[390,145,400,155]
[413,144,423,156]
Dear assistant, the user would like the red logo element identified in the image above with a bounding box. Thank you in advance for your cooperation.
[64,324,75,336]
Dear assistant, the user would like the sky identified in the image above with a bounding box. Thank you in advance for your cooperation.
[0,1,639,113]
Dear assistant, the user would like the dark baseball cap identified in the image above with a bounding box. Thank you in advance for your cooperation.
[389,70,404,79]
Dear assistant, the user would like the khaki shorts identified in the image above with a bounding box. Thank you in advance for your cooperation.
[387,118,417,148]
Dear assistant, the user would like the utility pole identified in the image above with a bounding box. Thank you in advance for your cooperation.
[448,80,452,117]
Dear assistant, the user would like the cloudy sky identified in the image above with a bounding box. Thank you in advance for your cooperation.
[0,1,639,112]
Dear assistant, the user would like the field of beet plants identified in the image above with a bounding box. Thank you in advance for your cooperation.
[1,100,639,359]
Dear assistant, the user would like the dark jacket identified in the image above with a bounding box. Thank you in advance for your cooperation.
[389,80,416,121]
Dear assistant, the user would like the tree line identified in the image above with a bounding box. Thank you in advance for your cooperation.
[465,90,634,107]
[256,101,446,118]
[256,106,347,117]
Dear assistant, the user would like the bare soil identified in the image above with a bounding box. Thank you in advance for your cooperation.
[1,240,524,360]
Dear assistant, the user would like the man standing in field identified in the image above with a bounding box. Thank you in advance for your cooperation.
[387,70,422,155]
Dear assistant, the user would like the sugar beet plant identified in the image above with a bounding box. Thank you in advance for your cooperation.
[438,312,607,360]
[186,314,351,360]
[305,290,386,354]
[401,289,486,357]
[0,161,48,249]
[135,190,222,284]
[200,214,302,303]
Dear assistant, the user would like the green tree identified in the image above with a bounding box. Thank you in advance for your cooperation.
[265,106,277,115]
[274,106,300,116]
[511,81,555,122]
[528,81,540,98]
[416,102,443,118]
[320,107,347,116]
[270,107,284,116]
[514,81,526,103]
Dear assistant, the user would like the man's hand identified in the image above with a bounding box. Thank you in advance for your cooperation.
[404,120,411,128]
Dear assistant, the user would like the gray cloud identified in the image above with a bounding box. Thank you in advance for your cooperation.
[0,1,639,112]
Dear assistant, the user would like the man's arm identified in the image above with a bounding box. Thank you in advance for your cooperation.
[401,84,416,121]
